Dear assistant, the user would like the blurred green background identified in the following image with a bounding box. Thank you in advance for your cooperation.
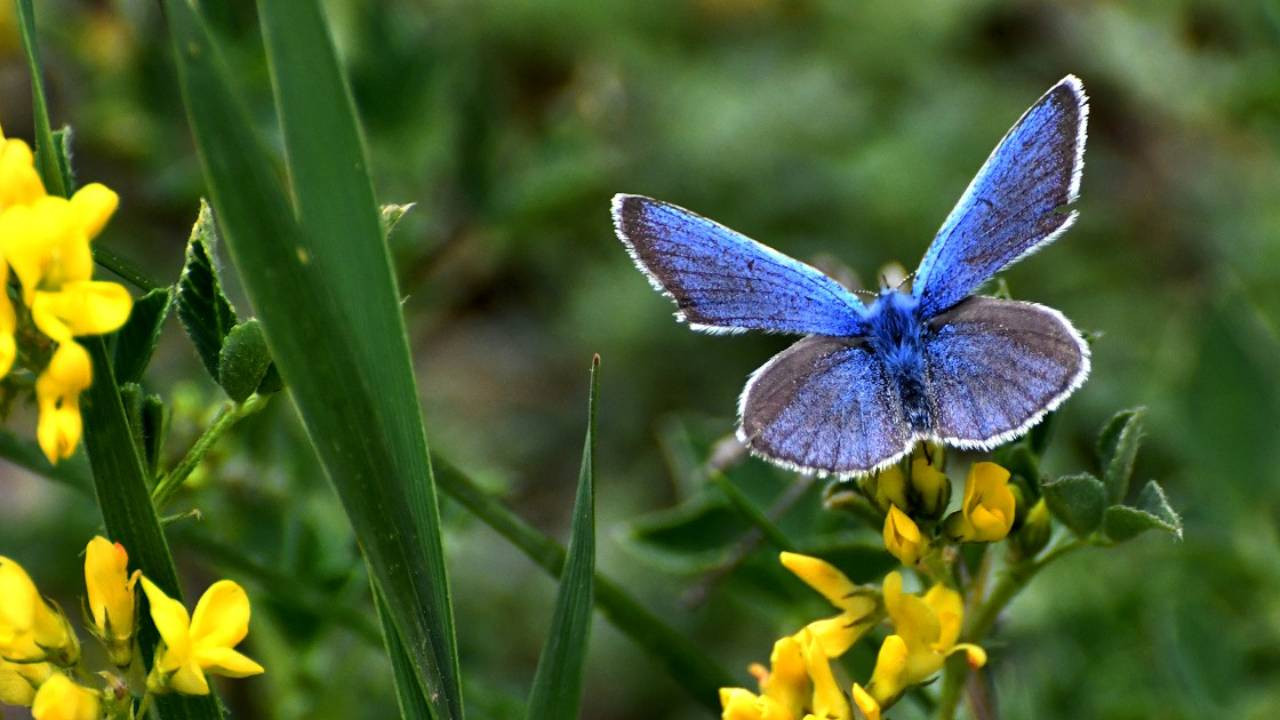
[2,0,1279,718]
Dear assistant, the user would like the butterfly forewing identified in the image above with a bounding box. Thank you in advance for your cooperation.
[913,76,1088,318]
[923,296,1089,448]
[739,336,912,475]
[612,195,868,336]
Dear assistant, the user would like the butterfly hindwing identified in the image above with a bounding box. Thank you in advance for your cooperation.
[612,195,868,336]
[739,336,912,475]
[913,76,1088,318]
[923,296,1089,448]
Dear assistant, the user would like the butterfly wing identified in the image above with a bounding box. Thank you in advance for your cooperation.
[913,76,1088,318]
[613,195,868,336]
[923,296,1089,448]
[739,336,912,475]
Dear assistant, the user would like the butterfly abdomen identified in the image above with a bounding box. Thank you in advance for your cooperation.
[868,290,934,434]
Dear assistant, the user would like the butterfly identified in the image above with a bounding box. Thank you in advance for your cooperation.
[612,76,1091,476]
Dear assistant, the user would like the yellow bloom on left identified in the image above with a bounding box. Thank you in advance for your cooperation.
[140,577,264,695]
[35,342,92,465]
[84,537,140,667]
[719,630,851,720]
[30,673,100,720]
[0,659,52,707]
[0,557,78,665]
[864,572,985,707]
[778,552,881,658]
[0,178,131,465]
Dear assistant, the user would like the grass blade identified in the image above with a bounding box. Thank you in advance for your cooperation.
[527,357,599,720]
[375,588,436,720]
[81,339,224,720]
[433,454,733,713]
[162,1,462,716]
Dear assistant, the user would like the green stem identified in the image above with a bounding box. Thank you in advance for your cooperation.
[709,470,796,552]
[431,454,734,712]
[936,539,1086,720]
[151,394,267,508]
[93,245,162,292]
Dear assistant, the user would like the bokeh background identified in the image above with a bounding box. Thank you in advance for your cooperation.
[2,0,1279,718]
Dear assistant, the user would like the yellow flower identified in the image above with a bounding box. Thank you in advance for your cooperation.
[799,630,850,720]
[0,659,52,707]
[0,258,14,379]
[882,505,925,566]
[720,634,806,720]
[1,186,117,299]
[84,537,140,667]
[850,682,880,720]
[0,125,45,210]
[945,462,1016,542]
[778,552,880,658]
[30,673,100,720]
[864,572,985,706]
[140,577,264,695]
[718,630,851,720]
[35,342,92,465]
[0,557,78,665]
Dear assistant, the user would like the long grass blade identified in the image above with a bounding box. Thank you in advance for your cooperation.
[527,357,599,720]
[161,1,463,716]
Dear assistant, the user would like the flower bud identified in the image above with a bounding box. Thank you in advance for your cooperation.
[944,462,1015,543]
[0,660,52,707]
[31,673,100,720]
[908,454,950,520]
[882,506,925,566]
[0,558,79,666]
[84,537,139,667]
[1012,498,1052,559]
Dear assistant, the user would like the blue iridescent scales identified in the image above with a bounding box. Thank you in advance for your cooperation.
[612,76,1091,476]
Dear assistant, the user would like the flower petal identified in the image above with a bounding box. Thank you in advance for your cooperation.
[33,282,133,340]
[140,577,192,661]
[169,660,211,696]
[193,646,264,679]
[779,552,865,613]
[68,183,118,240]
[189,580,251,650]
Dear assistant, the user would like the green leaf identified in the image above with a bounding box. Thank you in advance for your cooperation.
[527,357,598,720]
[1097,407,1145,504]
[1103,480,1183,543]
[624,497,752,573]
[50,126,75,192]
[218,319,273,402]
[14,0,67,196]
[1041,473,1106,537]
[176,200,239,380]
[433,454,733,712]
[162,1,463,717]
[112,287,173,385]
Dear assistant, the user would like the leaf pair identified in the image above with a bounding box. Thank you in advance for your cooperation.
[1041,408,1182,543]
[176,202,280,402]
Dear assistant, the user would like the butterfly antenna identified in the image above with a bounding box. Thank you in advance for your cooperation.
[897,272,916,291]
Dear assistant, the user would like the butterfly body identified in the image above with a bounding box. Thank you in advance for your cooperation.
[864,290,931,432]
[613,76,1091,476]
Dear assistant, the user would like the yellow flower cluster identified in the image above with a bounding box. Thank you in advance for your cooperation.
[721,555,985,720]
[0,537,263,719]
[722,457,1025,719]
[0,123,133,464]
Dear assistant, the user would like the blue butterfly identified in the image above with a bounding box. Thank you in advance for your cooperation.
[612,76,1091,476]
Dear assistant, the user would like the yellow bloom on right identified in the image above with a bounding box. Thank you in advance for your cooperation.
[141,577,264,695]
[945,462,1016,542]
